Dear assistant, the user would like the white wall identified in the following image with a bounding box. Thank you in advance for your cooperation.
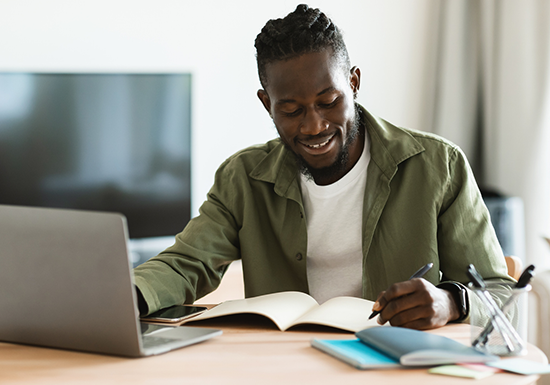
[0,0,434,215]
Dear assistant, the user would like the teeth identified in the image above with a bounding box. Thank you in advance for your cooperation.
[306,138,331,148]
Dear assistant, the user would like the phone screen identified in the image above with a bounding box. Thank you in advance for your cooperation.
[141,305,208,323]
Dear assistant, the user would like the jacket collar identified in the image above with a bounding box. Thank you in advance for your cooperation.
[248,139,303,202]
[249,104,425,200]
[359,105,424,180]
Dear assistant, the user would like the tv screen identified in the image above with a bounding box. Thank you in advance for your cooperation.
[0,73,192,239]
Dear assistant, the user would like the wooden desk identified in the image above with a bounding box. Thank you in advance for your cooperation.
[0,316,546,385]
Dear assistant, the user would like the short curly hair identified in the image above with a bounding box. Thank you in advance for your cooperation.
[254,4,351,88]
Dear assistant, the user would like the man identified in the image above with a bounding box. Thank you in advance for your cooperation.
[134,4,512,330]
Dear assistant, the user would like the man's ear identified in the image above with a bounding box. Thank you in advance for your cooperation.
[350,66,361,96]
[257,89,272,117]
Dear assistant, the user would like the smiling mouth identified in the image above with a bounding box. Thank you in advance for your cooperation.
[299,134,335,149]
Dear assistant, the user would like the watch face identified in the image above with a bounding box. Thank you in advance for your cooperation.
[438,282,469,321]
[457,286,468,316]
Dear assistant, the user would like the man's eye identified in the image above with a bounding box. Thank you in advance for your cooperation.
[319,99,338,108]
[282,109,302,117]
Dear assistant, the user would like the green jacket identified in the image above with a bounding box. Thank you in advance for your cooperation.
[134,106,512,321]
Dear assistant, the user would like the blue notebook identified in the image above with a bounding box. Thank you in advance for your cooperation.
[356,327,499,366]
[311,338,400,369]
[312,326,500,369]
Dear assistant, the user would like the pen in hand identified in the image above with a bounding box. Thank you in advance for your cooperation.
[368,262,434,320]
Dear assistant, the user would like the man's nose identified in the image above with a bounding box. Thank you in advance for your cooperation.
[300,109,328,136]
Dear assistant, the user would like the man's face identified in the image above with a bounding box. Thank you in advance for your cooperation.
[258,49,361,184]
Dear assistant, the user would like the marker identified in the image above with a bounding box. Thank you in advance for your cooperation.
[516,264,535,288]
[368,262,434,320]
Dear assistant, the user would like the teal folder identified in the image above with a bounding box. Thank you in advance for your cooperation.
[311,338,400,369]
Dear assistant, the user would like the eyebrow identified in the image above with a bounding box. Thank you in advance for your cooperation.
[275,86,337,105]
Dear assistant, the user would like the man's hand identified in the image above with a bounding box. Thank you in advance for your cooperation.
[371,278,459,330]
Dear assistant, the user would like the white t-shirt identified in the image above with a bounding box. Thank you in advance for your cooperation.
[299,133,371,303]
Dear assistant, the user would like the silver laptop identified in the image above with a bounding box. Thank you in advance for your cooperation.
[0,204,221,357]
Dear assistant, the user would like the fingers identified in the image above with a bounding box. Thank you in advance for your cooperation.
[378,303,436,328]
[372,278,424,317]
[384,278,423,302]
[388,310,437,330]
[376,286,431,325]
[372,291,386,312]
[372,280,420,314]
[373,279,451,329]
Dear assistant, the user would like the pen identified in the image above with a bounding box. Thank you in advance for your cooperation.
[473,264,535,347]
[368,262,434,320]
[467,264,523,352]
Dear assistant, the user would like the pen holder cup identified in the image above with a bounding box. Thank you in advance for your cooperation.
[469,283,530,357]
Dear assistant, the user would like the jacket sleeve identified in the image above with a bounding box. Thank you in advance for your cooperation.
[133,160,242,315]
[437,146,514,324]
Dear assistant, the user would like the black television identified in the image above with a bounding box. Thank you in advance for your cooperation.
[0,73,192,239]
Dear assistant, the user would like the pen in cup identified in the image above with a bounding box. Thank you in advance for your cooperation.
[368,262,434,320]
[467,264,523,353]
[472,264,535,348]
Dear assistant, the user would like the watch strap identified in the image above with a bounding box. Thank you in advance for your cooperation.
[437,281,469,322]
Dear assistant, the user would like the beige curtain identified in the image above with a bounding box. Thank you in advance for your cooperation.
[480,0,550,276]
[426,0,550,271]
[427,0,481,173]
[423,0,550,368]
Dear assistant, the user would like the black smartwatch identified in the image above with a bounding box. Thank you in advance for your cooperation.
[437,282,469,322]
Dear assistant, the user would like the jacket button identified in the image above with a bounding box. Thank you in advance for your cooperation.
[295,253,303,261]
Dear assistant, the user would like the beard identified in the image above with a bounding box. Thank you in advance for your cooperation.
[289,106,362,184]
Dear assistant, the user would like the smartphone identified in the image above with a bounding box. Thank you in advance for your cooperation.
[141,305,208,323]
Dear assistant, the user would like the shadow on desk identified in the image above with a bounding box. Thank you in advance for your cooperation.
[187,313,350,334]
